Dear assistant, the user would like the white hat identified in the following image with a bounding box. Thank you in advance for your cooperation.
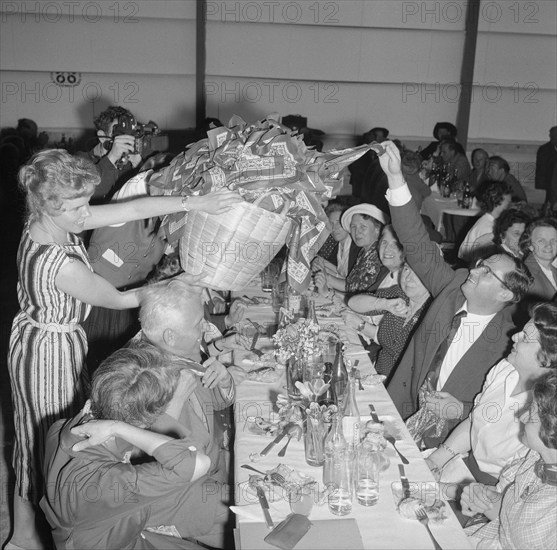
[341,204,389,232]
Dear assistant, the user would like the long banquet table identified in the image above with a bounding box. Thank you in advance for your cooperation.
[231,288,473,550]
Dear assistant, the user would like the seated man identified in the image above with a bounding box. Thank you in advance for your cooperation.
[488,155,527,202]
[40,343,231,549]
[139,278,237,483]
[439,138,472,184]
[378,141,532,448]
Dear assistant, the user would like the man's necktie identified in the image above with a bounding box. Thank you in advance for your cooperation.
[427,310,467,386]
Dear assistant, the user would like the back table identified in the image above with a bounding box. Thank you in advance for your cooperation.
[231,286,473,550]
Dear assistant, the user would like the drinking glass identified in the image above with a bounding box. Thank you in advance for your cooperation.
[355,442,379,506]
[261,263,277,293]
[288,483,316,516]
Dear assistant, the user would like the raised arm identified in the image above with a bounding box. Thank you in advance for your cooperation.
[378,142,456,297]
[83,187,244,230]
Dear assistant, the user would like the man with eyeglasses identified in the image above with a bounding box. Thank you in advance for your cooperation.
[377,142,532,448]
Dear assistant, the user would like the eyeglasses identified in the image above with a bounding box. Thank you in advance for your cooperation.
[474,259,513,293]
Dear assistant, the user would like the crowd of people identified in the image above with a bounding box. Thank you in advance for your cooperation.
[2,109,557,550]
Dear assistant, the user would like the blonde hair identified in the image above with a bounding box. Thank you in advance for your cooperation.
[18,149,99,220]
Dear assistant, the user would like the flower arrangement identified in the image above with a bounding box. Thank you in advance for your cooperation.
[272,317,319,364]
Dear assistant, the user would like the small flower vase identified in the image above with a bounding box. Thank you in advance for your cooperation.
[286,356,304,400]
[304,402,325,467]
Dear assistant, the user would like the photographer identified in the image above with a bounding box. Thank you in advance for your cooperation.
[77,105,143,203]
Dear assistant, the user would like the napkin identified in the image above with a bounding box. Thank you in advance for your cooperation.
[230,502,289,523]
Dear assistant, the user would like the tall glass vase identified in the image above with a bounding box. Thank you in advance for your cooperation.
[304,402,325,467]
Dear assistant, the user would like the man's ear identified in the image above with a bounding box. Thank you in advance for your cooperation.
[163,328,175,347]
[499,286,515,304]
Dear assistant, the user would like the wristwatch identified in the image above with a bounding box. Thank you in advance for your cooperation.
[181,196,191,211]
[357,319,366,332]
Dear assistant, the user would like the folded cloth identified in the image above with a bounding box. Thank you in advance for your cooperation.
[230,502,289,523]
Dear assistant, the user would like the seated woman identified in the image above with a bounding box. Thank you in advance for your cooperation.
[462,371,557,549]
[40,344,231,550]
[515,218,557,327]
[492,208,531,259]
[314,200,359,279]
[458,180,512,264]
[345,263,431,378]
[315,204,387,298]
[425,303,557,490]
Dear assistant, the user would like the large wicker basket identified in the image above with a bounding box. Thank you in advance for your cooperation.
[179,199,292,291]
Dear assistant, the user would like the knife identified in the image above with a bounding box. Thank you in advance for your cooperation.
[260,429,287,456]
[256,485,274,529]
[398,464,412,500]
[368,404,381,424]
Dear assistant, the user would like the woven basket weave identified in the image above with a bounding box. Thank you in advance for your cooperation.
[179,200,292,291]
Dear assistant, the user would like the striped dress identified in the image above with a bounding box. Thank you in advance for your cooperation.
[8,224,92,502]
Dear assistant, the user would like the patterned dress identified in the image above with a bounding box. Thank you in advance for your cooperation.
[8,224,91,502]
[345,245,382,295]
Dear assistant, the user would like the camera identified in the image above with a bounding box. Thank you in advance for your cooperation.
[110,113,167,158]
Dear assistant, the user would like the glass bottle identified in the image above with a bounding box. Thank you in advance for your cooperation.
[323,412,346,486]
[286,286,306,321]
[341,377,361,448]
[461,182,472,209]
[318,361,336,407]
[331,342,348,410]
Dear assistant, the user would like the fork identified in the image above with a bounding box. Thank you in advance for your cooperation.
[415,507,442,550]
[241,464,286,486]
[384,434,409,464]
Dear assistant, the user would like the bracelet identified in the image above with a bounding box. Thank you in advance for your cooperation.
[439,443,459,459]
[181,196,191,211]
[357,320,366,332]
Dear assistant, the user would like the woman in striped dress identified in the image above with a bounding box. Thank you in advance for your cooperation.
[6,149,242,550]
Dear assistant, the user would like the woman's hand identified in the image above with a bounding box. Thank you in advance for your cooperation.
[383,298,409,317]
[189,189,244,215]
[342,310,365,330]
[460,483,501,518]
[314,270,329,295]
[71,420,120,452]
[312,256,325,273]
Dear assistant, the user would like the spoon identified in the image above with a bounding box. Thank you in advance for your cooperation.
[277,425,302,457]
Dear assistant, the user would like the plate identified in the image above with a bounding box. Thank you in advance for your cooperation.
[391,481,448,523]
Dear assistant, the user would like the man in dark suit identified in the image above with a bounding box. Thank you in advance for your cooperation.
[377,142,532,447]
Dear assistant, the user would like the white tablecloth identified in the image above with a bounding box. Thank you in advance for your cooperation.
[231,288,473,549]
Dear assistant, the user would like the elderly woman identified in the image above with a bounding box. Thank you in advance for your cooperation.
[461,371,557,549]
[492,208,531,259]
[469,148,489,193]
[458,181,512,264]
[346,263,431,378]
[6,149,241,549]
[316,203,386,297]
[425,302,557,489]
[40,344,231,549]
[515,218,557,327]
